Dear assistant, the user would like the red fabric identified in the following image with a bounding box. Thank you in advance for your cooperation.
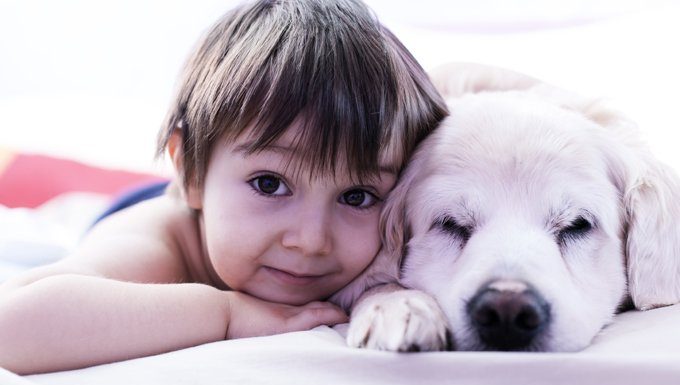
[0,153,165,208]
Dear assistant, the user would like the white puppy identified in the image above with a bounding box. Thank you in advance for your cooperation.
[331,63,680,352]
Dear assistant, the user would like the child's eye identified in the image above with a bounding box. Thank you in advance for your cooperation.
[249,175,291,196]
[339,189,379,209]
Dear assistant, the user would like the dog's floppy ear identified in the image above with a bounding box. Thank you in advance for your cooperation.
[602,119,680,311]
[379,147,429,267]
[622,156,680,310]
[379,135,438,267]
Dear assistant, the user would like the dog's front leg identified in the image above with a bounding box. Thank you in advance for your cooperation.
[347,284,451,352]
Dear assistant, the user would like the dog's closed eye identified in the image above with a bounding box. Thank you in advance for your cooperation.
[433,215,473,243]
[557,216,593,245]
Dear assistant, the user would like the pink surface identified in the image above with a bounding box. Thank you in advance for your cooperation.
[0,153,164,208]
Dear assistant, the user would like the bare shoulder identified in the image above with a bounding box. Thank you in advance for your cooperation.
[68,191,204,284]
[0,189,214,295]
[0,191,202,293]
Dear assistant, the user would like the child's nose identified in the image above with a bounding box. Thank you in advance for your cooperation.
[281,207,332,257]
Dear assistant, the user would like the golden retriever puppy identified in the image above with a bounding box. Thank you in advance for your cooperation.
[331,63,680,352]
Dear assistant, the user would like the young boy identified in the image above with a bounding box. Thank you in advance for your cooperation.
[0,0,447,374]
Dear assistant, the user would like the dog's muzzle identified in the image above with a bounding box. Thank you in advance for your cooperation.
[466,280,551,351]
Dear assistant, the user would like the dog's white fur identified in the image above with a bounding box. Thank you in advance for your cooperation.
[332,63,680,352]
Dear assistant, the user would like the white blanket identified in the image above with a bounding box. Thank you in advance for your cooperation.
[1,304,676,384]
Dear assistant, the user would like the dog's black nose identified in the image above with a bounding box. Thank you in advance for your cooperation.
[467,281,550,351]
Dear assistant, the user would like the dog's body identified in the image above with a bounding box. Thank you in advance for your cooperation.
[332,63,680,352]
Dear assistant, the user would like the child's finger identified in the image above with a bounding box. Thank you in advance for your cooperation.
[286,302,348,331]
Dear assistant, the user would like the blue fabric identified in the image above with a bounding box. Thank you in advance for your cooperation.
[91,180,170,227]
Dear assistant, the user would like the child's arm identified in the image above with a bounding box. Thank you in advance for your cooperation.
[0,274,344,374]
[0,196,346,374]
[0,274,229,374]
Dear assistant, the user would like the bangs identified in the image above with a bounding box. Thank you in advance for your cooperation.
[215,0,397,182]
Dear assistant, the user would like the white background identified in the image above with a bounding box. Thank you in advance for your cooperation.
[1,0,679,174]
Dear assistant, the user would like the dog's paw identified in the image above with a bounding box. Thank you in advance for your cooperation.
[347,289,450,352]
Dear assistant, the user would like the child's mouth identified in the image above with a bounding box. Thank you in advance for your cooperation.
[263,266,325,286]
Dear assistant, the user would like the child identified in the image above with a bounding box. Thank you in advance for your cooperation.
[0,0,447,374]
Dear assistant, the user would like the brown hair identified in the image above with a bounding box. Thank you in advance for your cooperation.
[157,0,447,188]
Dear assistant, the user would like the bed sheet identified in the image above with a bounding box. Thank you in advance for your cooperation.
[2,304,677,384]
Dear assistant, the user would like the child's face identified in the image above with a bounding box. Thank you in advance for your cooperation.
[189,123,397,305]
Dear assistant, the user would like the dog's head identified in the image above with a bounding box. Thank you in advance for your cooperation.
[381,83,680,352]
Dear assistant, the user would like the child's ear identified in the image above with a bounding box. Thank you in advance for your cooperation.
[167,131,203,209]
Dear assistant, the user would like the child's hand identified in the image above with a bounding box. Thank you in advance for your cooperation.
[225,291,348,339]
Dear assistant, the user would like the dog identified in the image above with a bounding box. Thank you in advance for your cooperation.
[331,63,680,352]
